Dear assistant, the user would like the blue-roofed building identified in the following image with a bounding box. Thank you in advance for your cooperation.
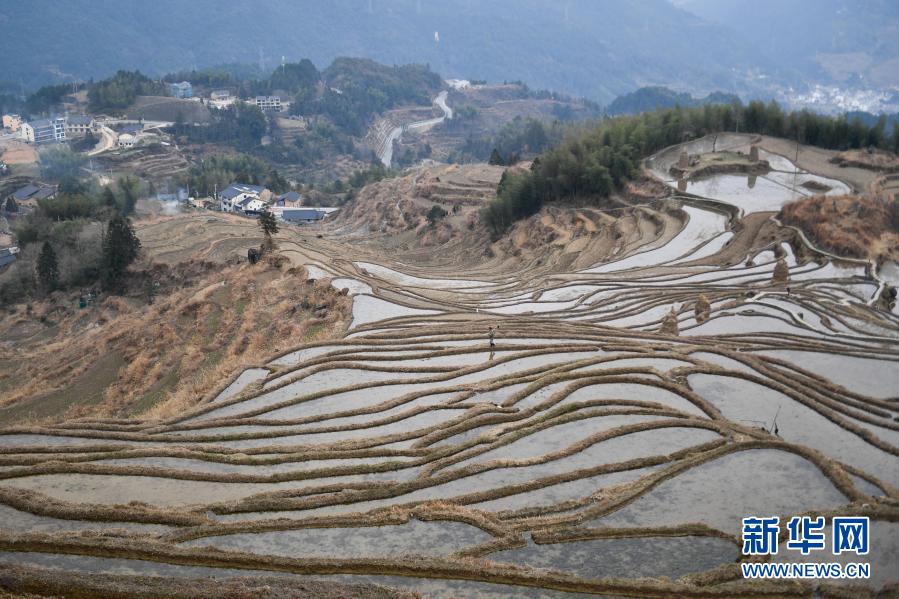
[0,247,19,269]
[274,191,301,206]
[11,184,39,201]
[11,184,57,202]
[32,186,57,201]
[169,81,193,99]
[219,183,268,212]
[278,208,325,223]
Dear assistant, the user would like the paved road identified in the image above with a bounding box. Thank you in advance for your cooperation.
[87,126,116,156]
[379,90,452,168]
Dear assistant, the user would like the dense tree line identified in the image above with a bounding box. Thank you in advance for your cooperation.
[461,117,568,163]
[606,86,740,116]
[172,102,267,148]
[39,146,87,182]
[87,70,166,112]
[483,100,899,236]
[162,63,264,89]
[2,176,143,303]
[319,163,391,205]
[25,83,71,116]
[260,121,357,168]
[292,58,442,135]
[268,60,319,96]
[176,153,273,198]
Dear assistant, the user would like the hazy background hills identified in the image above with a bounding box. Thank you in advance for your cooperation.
[676,0,899,89]
[1,0,897,107]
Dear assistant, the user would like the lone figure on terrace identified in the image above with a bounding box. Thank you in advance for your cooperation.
[488,326,496,348]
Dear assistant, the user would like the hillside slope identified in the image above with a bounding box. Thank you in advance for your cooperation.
[3,0,767,103]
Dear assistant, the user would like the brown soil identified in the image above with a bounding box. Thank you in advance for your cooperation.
[829,148,899,172]
[670,155,771,180]
[0,213,352,423]
[0,140,39,165]
[0,562,417,598]
[126,96,212,124]
[751,136,879,193]
[779,193,899,262]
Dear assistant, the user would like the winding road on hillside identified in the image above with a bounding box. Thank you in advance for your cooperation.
[379,90,452,168]
[1,134,897,597]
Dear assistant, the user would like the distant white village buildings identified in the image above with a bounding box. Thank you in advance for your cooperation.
[2,113,97,144]
[215,183,328,223]
[219,183,271,213]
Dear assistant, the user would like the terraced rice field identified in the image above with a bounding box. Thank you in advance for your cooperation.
[2,137,898,597]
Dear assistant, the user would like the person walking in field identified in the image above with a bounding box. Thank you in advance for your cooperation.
[488,326,496,348]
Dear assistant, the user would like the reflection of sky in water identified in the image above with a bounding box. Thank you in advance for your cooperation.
[679,171,850,213]
[650,136,851,212]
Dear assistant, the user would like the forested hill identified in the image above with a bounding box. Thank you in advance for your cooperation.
[482,101,899,235]
[607,87,741,116]
[3,0,766,103]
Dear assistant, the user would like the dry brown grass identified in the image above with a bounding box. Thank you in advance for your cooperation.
[0,258,351,424]
[779,194,899,262]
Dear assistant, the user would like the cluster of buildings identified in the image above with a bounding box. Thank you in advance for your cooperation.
[207,92,287,113]
[166,83,287,113]
[2,113,97,145]
[217,183,325,223]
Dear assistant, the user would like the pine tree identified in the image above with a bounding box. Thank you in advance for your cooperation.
[101,214,141,291]
[37,241,59,291]
[259,209,279,237]
[488,148,504,166]
[118,176,139,215]
[102,186,118,210]
[258,209,279,255]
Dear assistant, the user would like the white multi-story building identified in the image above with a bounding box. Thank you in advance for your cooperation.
[20,117,67,144]
[254,96,283,112]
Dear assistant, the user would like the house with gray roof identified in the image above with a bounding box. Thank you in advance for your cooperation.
[65,114,95,137]
[219,183,269,212]
[278,208,325,223]
[274,191,302,206]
